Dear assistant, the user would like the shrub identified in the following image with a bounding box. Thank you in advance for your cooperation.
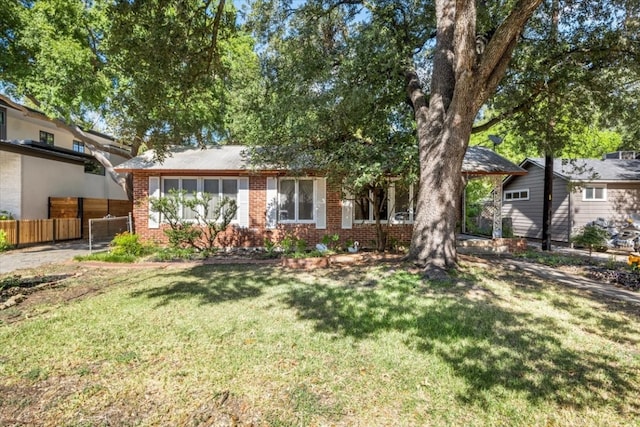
[149,189,237,251]
[0,230,12,252]
[0,210,14,220]
[572,225,610,256]
[110,232,146,257]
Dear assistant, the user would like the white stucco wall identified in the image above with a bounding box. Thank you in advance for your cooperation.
[20,156,85,219]
[0,151,22,218]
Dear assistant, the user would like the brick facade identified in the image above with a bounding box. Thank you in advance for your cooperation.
[131,172,414,250]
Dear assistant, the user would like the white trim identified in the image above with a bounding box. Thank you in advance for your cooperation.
[315,178,326,229]
[277,177,317,224]
[504,188,530,202]
[582,184,607,201]
[148,176,160,229]
[266,177,278,229]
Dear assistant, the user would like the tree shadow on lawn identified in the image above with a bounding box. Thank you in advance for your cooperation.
[283,268,639,413]
[129,265,282,308]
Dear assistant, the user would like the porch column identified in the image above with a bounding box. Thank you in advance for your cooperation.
[492,175,503,239]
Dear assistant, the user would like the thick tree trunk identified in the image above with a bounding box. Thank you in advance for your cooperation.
[406,0,543,276]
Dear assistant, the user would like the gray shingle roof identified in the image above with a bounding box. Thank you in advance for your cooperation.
[462,146,527,175]
[115,144,527,176]
[525,157,640,181]
[115,145,248,172]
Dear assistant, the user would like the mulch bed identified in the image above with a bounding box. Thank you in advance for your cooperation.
[585,267,640,292]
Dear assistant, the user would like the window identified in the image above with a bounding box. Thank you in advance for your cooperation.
[39,130,54,146]
[504,189,529,201]
[583,185,606,201]
[72,140,85,153]
[353,183,416,223]
[84,160,105,175]
[204,178,238,220]
[278,179,314,222]
[162,177,241,221]
[0,107,6,140]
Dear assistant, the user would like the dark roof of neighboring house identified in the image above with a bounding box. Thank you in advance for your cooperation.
[522,157,640,181]
[0,139,92,165]
[115,144,528,176]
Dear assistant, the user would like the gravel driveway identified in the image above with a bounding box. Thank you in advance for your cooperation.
[0,240,108,274]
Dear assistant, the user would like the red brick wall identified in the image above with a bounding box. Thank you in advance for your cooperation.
[131,173,413,250]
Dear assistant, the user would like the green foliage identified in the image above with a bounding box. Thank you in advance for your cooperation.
[109,232,148,257]
[74,252,137,263]
[149,189,237,251]
[152,246,201,262]
[572,225,611,256]
[263,236,278,258]
[0,230,12,252]
[321,233,340,250]
[0,210,15,220]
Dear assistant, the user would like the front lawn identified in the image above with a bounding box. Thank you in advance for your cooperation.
[0,259,638,426]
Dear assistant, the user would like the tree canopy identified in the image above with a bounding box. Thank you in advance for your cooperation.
[0,0,257,162]
[237,0,639,273]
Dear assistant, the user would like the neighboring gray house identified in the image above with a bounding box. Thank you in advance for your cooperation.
[502,152,640,242]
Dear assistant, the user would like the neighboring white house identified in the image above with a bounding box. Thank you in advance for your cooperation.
[0,99,131,220]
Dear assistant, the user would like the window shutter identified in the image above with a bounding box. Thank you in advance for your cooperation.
[341,189,353,229]
[237,177,249,227]
[266,177,278,229]
[148,176,160,229]
[315,178,326,229]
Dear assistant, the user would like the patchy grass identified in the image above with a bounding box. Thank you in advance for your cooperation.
[74,251,138,263]
[0,260,638,426]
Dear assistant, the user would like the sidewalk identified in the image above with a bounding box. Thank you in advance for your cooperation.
[485,256,640,306]
[0,241,108,274]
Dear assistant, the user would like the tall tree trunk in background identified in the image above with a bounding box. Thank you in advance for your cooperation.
[542,152,554,250]
[407,0,543,276]
[542,0,560,252]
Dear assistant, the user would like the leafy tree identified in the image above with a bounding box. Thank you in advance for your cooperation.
[242,0,639,275]
[1,0,257,194]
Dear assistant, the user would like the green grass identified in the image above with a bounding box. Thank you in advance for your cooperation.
[74,251,137,263]
[0,261,638,426]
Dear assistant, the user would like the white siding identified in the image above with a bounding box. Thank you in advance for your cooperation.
[0,151,22,218]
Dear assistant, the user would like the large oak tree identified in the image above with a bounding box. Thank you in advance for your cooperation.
[242,0,639,275]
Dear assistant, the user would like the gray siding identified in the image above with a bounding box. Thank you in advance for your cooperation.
[571,183,640,232]
[502,164,571,241]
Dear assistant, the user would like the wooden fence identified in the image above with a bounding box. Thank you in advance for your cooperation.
[49,197,133,238]
[0,218,81,246]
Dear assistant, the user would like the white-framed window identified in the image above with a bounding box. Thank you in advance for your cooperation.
[504,189,529,201]
[278,178,315,222]
[161,177,241,221]
[583,184,607,201]
[353,183,416,224]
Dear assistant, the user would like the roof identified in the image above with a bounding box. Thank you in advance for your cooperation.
[115,145,249,173]
[523,157,640,181]
[0,139,91,165]
[116,144,528,176]
[462,146,527,176]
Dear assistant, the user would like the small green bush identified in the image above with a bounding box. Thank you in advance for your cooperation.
[110,232,146,257]
[572,225,610,255]
[0,230,12,252]
[0,210,14,221]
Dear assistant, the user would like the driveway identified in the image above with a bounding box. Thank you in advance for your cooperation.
[0,240,108,274]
